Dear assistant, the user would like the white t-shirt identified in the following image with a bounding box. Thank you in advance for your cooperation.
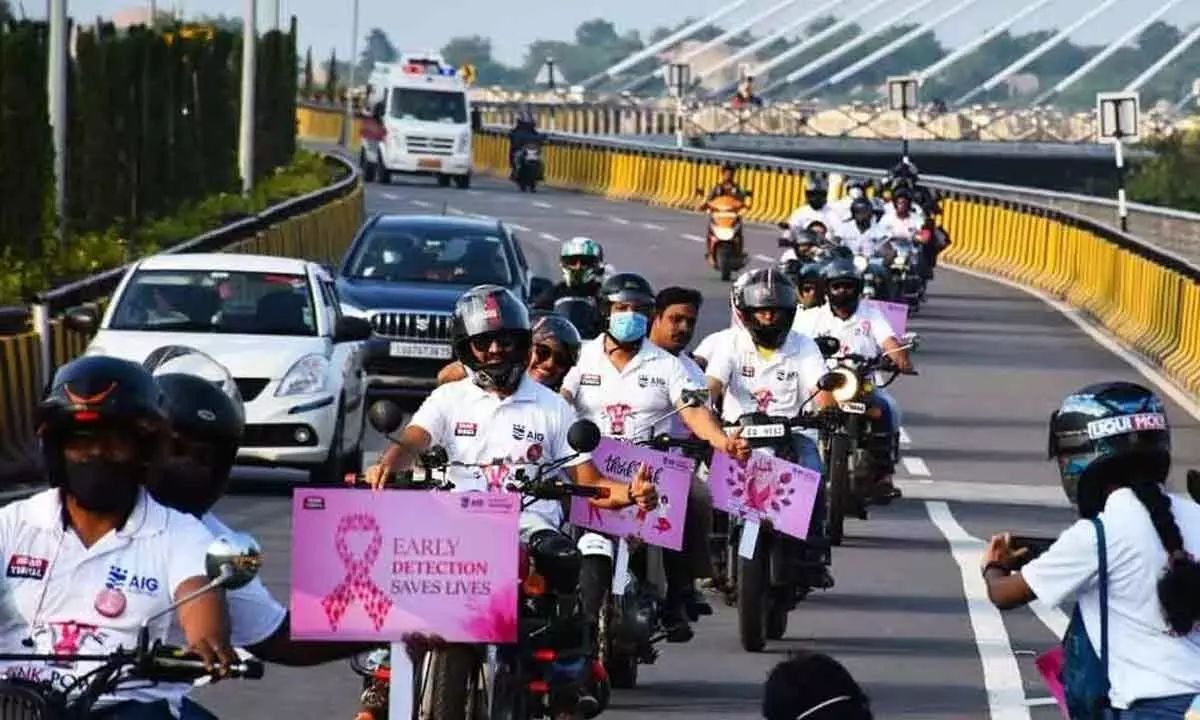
[880,205,925,239]
[562,337,702,443]
[0,489,214,708]
[703,330,826,423]
[792,302,895,359]
[1022,488,1200,709]
[694,327,739,366]
[667,352,708,439]
[161,512,287,715]
[409,373,587,528]
[786,205,840,233]
[832,219,889,258]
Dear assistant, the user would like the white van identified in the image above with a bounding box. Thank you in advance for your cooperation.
[360,53,473,189]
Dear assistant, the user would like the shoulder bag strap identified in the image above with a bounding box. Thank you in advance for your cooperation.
[1091,517,1111,707]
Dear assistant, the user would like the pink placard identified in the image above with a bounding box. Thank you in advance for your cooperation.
[1035,647,1069,719]
[708,450,821,541]
[290,488,520,643]
[568,438,691,551]
[864,298,908,337]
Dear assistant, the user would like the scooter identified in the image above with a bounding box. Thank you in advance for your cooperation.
[696,189,752,281]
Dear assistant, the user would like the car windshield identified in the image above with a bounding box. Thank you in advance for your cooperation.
[109,269,318,336]
[389,88,467,124]
[345,228,512,285]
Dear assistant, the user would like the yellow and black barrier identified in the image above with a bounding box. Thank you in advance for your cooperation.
[296,103,1200,399]
[0,161,365,463]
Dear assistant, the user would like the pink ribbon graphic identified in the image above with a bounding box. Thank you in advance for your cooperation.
[321,513,393,632]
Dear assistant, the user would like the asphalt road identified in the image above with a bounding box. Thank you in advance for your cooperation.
[191,173,1200,719]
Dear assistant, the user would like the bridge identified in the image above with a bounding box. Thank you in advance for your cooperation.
[4,9,1200,719]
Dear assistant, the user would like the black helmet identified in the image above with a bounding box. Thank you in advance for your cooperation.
[805,175,828,208]
[532,313,583,367]
[732,268,798,349]
[598,272,654,321]
[1048,382,1171,516]
[37,355,170,497]
[822,258,863,313]
[850,197,873,221]
[451,284,532,392]
[892,185,913,202]
[794,263,826,309]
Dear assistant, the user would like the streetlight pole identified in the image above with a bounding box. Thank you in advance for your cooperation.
[237,0,257,193]
[343,0,360,149]
[47,0,67,232]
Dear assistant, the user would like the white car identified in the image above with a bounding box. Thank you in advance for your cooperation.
[64,253,374,483]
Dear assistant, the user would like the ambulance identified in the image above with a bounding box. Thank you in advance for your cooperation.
[360,52,473,189]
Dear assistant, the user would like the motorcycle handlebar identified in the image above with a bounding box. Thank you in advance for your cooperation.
[142,649,265,683]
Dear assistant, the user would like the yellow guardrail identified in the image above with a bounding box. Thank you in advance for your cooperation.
[297,104,1200,400]
[0,175,364,464]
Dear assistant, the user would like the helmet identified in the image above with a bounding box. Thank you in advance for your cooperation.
[892,185,913,202]
[531,313,583,367]
[721,161,737,173]
[844,179,866,200]
[143,346,245,515]
[850,197,873,221]
[805,175,829,209]
[598,272,654,321]
[451,285,532,392]
[37,355,170,506]
[1048,382,1171,516]
[731,268,798,349]
[559,237,605,287]
[822,258,863,314]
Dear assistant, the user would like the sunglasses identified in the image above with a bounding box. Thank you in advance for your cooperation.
[468,332,519,353]
[533,343,572,367]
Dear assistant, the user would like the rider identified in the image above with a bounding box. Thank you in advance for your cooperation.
[561,272,751,640]
[785,175,837,233]
[830,178,867,218]
[880,185,925,240]
[981,382,1200,714]
[436,310,583,391]
[0,356,235,718]
[779,220,830,265]
[703,268,838,586]
[793,262,828,318]
[795,259,912,501]
[692,284,747,372]
[700,163,749,265]
[508,110,543,179]
[833,197,891,263]
[531,236,606,312]
[647,286,715,618]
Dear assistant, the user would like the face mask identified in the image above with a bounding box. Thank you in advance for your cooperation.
[829,291,858,312]
[608,311,647,344]
[150,460,218,516]
[63,460,142,515]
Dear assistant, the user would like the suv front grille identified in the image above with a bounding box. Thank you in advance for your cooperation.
[369,311,453,341]
[404,135,454,156]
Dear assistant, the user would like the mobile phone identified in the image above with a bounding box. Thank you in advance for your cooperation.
[1009,535,1054,568]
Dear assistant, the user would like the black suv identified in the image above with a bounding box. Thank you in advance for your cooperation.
[335,214,553,398]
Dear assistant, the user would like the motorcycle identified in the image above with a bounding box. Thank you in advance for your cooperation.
[852,252,894,302]
[696,189,752,281]
[812,334,920,545]
[515,143,544,193]
[552,296,602,340]
[348,401,609,720]
[0,534,265,718]
[887,234,927,311]
[574,390,709,694]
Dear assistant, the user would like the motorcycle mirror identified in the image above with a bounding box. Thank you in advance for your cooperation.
[777,235,792,248]
[814,336,841,358]
[1188,469,1200,504]
[205,532,263,590]
[777,222,789,230]
[567,420,602,453]
[420,445,450,469]
[901,331,921,351]
[367,399,406,435]
[681,388,710,407]
[817,371,844,392]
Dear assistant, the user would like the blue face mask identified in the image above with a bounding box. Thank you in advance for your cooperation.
[608,311,647,343]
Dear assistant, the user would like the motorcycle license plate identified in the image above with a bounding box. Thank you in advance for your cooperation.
[739,424,786,439]
[840,401,867,414]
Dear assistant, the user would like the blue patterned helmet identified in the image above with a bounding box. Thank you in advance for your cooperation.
[559,237,604,287]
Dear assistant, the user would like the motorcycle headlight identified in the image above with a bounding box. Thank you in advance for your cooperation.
[830,367,859,403]
[892,253,909,269]
[713,226,736,241]
[276,354,331,396]
[853,255,869,272]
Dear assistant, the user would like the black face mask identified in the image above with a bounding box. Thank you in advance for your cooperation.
[151,460,218,517]
[62,460,143,515]
[829,291,859,314]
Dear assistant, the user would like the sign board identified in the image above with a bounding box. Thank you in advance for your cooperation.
[887,75,920,112]
[1096,91,1140,143]
[665,62,691,97]
[460,64,476,85]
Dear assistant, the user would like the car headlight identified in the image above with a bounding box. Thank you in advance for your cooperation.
[830,367,860,403]
[276,354,331,396]
[340,302,367,319]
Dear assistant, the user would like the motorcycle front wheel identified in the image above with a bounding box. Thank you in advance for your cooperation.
[426,645,488,720]
[825,434,852,546]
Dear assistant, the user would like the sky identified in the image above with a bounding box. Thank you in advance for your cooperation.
[15,0,1200,68]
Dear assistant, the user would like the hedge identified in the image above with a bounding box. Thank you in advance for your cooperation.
[0,16,299,296]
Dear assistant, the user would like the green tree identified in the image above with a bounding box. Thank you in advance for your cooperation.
[356,27,397,78]
[325,48,339,97]
[441,35,518,85]
[302,45,314,96]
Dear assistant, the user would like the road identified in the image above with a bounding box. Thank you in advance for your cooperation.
[192,173,1200,718]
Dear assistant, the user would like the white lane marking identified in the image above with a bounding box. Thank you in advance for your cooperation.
[895,479,1069,508]
[539,232,561,243]
[382,192,399,200]
[754,253,775,263]
[466,189,481,196]
[945,262,1200,423]
[509,223,530,232]
[532,201,553,209]
[410,199,432,208]
[611,217,631,225]
[926,501,1032,719]
[682,233,705,243]
[1025,698,1059,708]
[899,426,912,446]
[641,222,664,230]
[902,456,931,477]
[566,208,592,217]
